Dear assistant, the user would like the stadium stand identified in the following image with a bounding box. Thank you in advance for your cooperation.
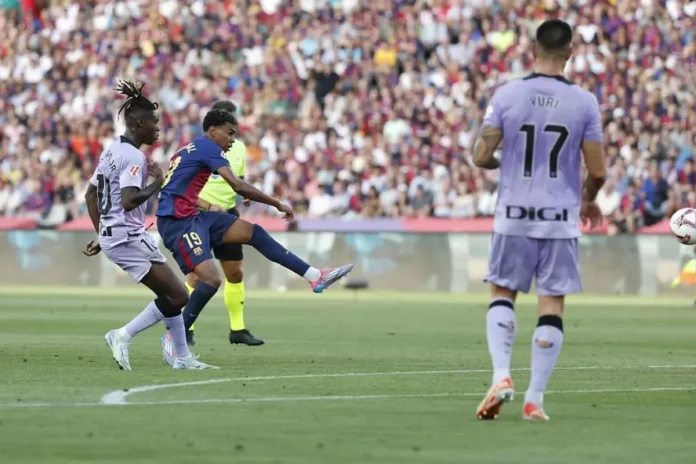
[0,0,694,234]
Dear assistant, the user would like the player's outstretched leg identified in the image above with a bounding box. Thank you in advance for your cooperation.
[476,284,518,420]
[136,263,218,370]
[178,260,222,345]
[221,218,353,293]
[522,296,564,421]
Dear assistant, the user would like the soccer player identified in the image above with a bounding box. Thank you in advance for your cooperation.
[471,19,606,421]
[83,80,217,370]
[184,100,263,347]
[156,108,353,361]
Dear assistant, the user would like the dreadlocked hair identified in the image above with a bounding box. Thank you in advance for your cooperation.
[114,80,159,118]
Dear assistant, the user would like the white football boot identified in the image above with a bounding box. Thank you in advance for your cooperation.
[172,354,220,370]
[105,329,132,371]
[161,333,176,367]
[162,332,219,370]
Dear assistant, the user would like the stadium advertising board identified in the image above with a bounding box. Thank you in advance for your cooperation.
[0,230,691,296]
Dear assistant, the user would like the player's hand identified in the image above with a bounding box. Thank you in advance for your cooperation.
[277,203,295,221]
[243,198,252,207]
[147,159,164,182]
[581,201,603,229]
[209,204,226,212]
[83,239,101,257]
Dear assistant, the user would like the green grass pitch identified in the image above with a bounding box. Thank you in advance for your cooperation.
[0,288,695,464]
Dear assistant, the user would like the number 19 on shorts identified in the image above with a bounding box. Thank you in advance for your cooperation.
[182,232,202,249]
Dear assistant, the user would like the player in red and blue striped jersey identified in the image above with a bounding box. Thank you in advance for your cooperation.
[156,109,352,356]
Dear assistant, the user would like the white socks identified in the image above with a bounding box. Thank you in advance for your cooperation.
[302,267,321,282]
[118,300,191,360]
[524,316,564,406]
[122,300,165,339]
[486,299,565,407]
[165,314,191,359]
[486,298,517,384]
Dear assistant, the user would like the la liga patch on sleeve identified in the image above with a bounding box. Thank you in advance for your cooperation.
[128,165,141,177]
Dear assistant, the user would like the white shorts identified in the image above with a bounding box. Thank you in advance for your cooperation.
[102,233,167,283]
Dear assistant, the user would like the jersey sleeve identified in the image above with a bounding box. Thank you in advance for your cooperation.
[89,168,99,187]
[482,86,506,128]
[201,144,230,174]
[118,150,146,189]
[582,93,604,142]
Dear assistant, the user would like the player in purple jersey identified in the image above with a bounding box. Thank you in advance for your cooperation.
[471,20,606,421]
[83,80,217,371]
[156,108,353,358]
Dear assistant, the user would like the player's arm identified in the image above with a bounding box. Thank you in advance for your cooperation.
[216,166,293,219]
[581,96,607,202]
[581,141,606,202]
[217,166,279,207]
[472,94,504,170]
[121,159,165,212]
[472,125,503,170]
[85,183,100,232]
[196,197,225,212]
[83,174,101,256]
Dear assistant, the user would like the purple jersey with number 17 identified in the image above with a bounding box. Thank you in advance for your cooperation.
[483,73,603,240]
[483,73,603,295]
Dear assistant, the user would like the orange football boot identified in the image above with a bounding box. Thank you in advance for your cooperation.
[476,377,515,420]
[522,402,550,421]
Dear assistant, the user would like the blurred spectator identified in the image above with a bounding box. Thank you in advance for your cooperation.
[308,184,332,218]
[597,182,621,218]
[610,183,645,236]
[361,186,384,217]
[642,165,670,226]
[0,0,694,235]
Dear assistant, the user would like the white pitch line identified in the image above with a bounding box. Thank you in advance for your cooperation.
[4,386,695,409]
[100,364,696,405]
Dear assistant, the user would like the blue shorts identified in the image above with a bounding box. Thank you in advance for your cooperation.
[157,212,237,275]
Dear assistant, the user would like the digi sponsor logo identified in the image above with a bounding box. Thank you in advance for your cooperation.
[497,321,515,334]
[534,338,554,349]
[506,206,569,222]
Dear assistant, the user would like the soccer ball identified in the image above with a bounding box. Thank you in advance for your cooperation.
[670,208,696,245]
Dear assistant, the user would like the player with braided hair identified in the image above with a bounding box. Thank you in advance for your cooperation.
[114,80,160,118]
[83,79,218,371]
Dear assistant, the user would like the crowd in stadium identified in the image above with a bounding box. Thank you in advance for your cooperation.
[0,0,695,233]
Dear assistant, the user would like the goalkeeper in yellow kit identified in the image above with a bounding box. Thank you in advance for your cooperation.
[184,100,264,347]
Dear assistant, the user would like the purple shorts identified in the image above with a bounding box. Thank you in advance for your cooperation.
[484,233,582,296]
[102,233,166,283]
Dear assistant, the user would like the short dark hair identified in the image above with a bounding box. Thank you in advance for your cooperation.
[211,100,237,114]
[113,80,158,118]
[536,19,573,55]
[202,109,237,132]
